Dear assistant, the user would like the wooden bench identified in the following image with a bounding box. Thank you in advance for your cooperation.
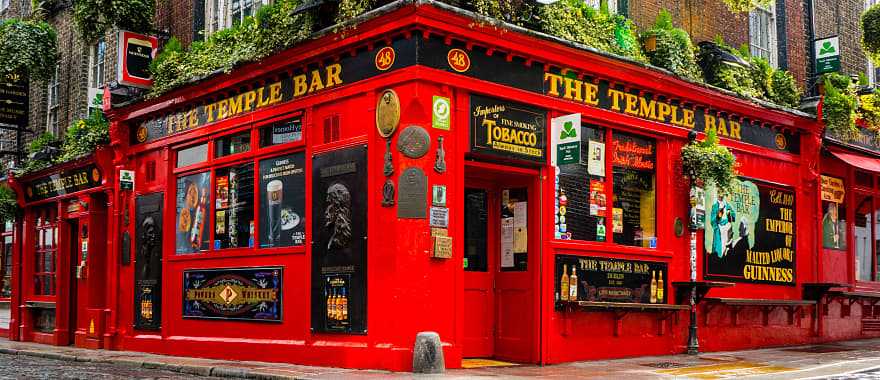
[556,300,689,336]
[703,298,815,326]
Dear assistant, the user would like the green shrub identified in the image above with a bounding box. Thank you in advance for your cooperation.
[538,0,646,63]
[822,75,859,140]
[73,0,154,42]
[55,96,109,163]
[681,128,737,191]
[0,186,17,223]
[0,19,58,82]
[863,3,880,65]
[721,0,774,13]
[769,70,801,108]
[641,10,701,80]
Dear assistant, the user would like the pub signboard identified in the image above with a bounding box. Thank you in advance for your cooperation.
[470,94,547,163]
[182,267,283,322]
[555,255,668,304]
[0,72,28,130]
[24,164,103,202]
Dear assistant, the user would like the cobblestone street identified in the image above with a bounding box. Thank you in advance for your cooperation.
[0,353,210,380]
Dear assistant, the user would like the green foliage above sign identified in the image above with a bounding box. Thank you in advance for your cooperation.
[681,128,737,192]
[0,19,58,82]
[641,10,701,80]
[73,0,154,42]
[863,4,880,65]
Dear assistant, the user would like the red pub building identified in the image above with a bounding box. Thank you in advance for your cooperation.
[4,0,879,372]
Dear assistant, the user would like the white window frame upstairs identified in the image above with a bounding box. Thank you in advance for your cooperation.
[0,0,10,12]
[88,38,106,115]
[749,2,778,68]
[204,0,270,37]
[583,0,619,14]
[46,66,60,135]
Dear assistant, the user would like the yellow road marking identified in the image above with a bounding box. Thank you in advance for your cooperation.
[461,358,519,369]
[658,361,794,379]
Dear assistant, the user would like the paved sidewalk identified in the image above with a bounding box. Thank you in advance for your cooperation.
[3,338,880,379]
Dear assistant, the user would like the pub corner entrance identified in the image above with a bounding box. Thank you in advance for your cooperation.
[463,162,541,364]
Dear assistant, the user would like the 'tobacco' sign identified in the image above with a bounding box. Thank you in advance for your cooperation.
[117,30,158,88]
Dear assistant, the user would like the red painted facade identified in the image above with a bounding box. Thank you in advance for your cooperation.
[4,3,878,372]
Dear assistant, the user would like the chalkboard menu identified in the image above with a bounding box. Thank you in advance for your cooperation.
[704,179,796,285]
[555,255,667,304]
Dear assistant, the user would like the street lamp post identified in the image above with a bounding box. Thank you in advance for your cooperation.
[686,130,701,355]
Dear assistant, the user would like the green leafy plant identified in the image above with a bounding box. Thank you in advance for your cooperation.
[55,96,109,163]
[864,3,880,65]
[641,10,701,80]
[17,132,60,174]
[538,0,646,63]
[822,74,859,140]
[0,186,18,223]
[681,128,737,191]
[73,0,154,42]
[336,0,375,25]
[149,0,314,96]
[769,69,800,108]
[721,0,774,13]
[0,19,58,82]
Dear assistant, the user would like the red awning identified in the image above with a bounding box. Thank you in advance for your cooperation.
[829,149,880,173]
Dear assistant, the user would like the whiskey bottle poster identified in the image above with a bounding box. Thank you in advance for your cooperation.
[554,255,667,305]
[311,146,368,333]
[135,193,163,330]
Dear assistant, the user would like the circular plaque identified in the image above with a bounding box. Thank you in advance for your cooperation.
[397,125,431,159]
[376,89,400,138]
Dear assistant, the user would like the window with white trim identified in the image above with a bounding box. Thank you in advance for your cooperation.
[0,0,10,12]
[46,66,60,135]
[582,0,619,14]
[749,2,778,68]
[88,38,106,115]
[204,0,270,37]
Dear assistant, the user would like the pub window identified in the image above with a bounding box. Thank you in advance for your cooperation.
[1,221,12,298]
[176,172,211,254]
[34,207,57,296]
[259,117,302,147]
[855,195,878,281]
[0,0,9,12]
[176,143,209,168]
[749,2,777,68]
[555,125,656,249]
[822,177,847,251]
[464,189,489,272]
[612,133,656,248]
[213,162,254,249]
[215,131,251,158]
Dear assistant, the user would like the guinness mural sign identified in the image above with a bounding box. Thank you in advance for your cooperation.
[470,94,546,162]
[24,164,103,202]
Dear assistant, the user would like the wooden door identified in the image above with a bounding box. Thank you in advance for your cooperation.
[463,187,494,357]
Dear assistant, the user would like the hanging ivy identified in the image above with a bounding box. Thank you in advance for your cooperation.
[681,128,737,191]
[0,186,17,223]
[55,96,109,163]
[73,0,154,42]
[537,0,646,63]
[721,0,774,13]
[149,0,314,96]
[864,4,880,65]
[822,73,859,141]
[640,10,701,80]
[0,19,58,82]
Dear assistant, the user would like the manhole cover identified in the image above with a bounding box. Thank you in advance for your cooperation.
[783,345,856,354]
[641,362,691,369]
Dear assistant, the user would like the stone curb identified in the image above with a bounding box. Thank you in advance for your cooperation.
[0,348,305,380]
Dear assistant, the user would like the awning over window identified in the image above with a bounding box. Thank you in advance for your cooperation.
[829,149,880,173]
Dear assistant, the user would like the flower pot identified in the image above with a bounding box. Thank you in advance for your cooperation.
[643,35,657,53]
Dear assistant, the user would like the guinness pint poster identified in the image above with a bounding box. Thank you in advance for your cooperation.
[555,255,667,304]
[704,179,796,285]
[259,153,306,248]
[135,193,163,330]
[183,267,282,322]
[470,94,546,162]
[311,146,367,333]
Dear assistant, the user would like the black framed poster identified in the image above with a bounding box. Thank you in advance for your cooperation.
[704,179,796,285]
[555,255,667,304]
[182,267,282,322]
[134,193,163,330]
[311,146,367,333]
[259,153,306,248]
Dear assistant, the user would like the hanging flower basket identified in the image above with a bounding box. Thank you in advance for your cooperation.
[681,128,737,192]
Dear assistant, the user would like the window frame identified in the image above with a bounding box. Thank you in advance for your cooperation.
[553,118,660,251]
[32,207,58,298]
[87,38,106,114]
[0,220,13,300]
[204,0,271,37]
[749,2,778,68]
[46,66,60,135]
[169,112,305,261]
[0,0,9,12]
[851,169,880,284]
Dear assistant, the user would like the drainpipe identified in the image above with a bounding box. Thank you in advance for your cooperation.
[806,0,818,96]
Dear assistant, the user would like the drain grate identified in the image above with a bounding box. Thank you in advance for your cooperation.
[641,361,691,369]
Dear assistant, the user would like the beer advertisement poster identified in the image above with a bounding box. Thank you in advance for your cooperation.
[259,153,306,248]
[311,146,368,334]
[176,172,211,254]
[182,267,282,322]
[703,179,796,285]
[135,193,163,330]
[555,255,667,304]
[470,94,546,162]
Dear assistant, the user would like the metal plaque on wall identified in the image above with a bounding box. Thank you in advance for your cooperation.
[312,146,368,333]
[398,167,427,219]
[134,193,163,330]
[396,125,431,158]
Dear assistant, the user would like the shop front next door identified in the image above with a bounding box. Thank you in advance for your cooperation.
[463,168,538,363]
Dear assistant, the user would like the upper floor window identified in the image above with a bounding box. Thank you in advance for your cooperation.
[88,38,106,115]
[46,66,60,135]
[582,0,620,14]
[204,0,270,37]
[867,0,880,85]
[749,2,777,68]
[0,0,9,12]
